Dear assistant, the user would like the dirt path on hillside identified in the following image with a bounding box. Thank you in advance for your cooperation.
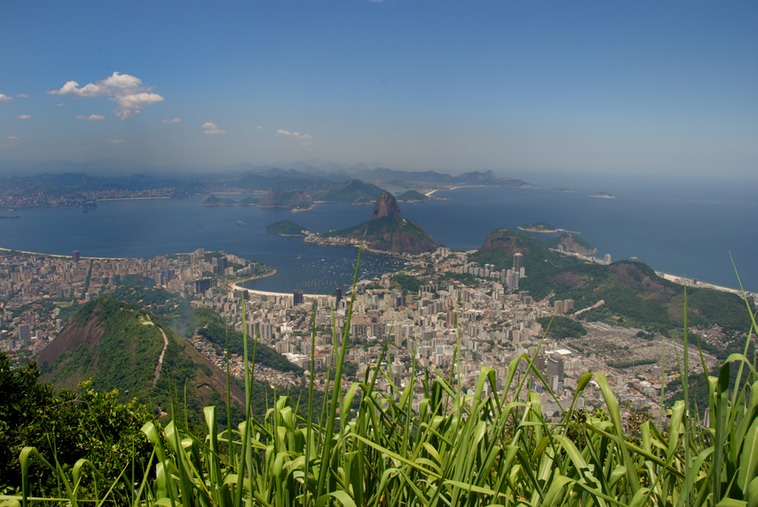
[153,327,169,385]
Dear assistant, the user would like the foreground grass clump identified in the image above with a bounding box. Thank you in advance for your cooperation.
[4,270,757,506]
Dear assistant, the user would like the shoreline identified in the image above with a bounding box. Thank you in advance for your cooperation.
[0,246,129,261]
[231,271,336,300]
[96,196,171,202]
[2,244,752,298]
[517,226,580,235]
[656,271,746,297]
[423,185,478,197]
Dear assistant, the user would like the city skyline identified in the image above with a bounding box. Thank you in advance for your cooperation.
[1,1,757,182]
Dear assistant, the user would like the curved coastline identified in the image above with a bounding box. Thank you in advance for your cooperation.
[231,270,336,300]
[0,246,129,261]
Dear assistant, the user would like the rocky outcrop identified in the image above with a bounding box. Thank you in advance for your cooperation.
[372,192,402,220]
[556,233,597,255]
[315,192,437,254]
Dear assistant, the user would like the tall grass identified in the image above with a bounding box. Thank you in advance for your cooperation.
[4,258,757,506]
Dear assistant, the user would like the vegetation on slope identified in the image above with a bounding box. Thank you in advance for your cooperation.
[191,307,302,375]
[329,216,437,254]
[0,353,153,501]
[391,273,422,294]
[537,315,588,340]
[36,296,242,424]
[473,228,752,355]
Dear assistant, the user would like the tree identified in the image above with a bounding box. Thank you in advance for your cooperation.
[0,353,153,500]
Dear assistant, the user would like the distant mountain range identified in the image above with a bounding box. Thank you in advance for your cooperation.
[0,163,535,209]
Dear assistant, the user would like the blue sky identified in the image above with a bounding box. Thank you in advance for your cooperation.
[1,1,756,181]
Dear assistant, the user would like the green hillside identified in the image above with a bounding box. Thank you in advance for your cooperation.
[38,296,243,416]
[472,228,752,354]
[191,307,303,375]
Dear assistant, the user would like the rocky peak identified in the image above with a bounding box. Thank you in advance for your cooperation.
[372,191,401,220]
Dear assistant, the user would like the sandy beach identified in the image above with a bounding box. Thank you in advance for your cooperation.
[230,281,335,301]
[657,272,744,296]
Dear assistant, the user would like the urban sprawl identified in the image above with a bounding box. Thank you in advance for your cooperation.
[1,246,719,421]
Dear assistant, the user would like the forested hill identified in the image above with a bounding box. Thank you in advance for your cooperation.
[473,228,752,356]
[38,296,244,412]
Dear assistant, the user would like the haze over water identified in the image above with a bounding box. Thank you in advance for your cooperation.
[1,177,755,294]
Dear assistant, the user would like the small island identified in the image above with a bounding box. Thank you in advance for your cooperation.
[201,195,239,206]
[518,222,562,233]
[304,192,437,255]
[396,190,429,202]
[266,220,308,236]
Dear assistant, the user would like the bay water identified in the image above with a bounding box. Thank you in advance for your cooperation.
[0,178,755,293]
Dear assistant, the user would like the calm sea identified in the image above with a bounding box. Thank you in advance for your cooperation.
[1,178,755,293]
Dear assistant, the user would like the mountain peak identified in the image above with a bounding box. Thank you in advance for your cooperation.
[372,191,401,220]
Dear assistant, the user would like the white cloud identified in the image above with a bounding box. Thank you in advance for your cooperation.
[276,128,313,146]
[106,138,125,144]
[75,114,106,121]
[16,93,29,99]
[49,71,164,119]
[17,114,32,120]
[203,121,225,135]
[3,136,20,148]
[101,72,142,90]
[0,93,12,102]
[114,92,163,118]
[162,117,182,124]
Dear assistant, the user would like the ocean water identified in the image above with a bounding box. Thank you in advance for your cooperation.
[401,182,757,293]
[0,179,755,293]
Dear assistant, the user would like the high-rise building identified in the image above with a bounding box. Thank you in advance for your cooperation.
[194,277,212,295]
[335,287,343,305]
[293,290,304,306]
[72,250,81,262]
[506,269,520,290]
[17,324,31,344]
[513,252,523,272]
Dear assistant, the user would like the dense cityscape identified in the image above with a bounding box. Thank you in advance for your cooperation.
[1,243,721,423]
